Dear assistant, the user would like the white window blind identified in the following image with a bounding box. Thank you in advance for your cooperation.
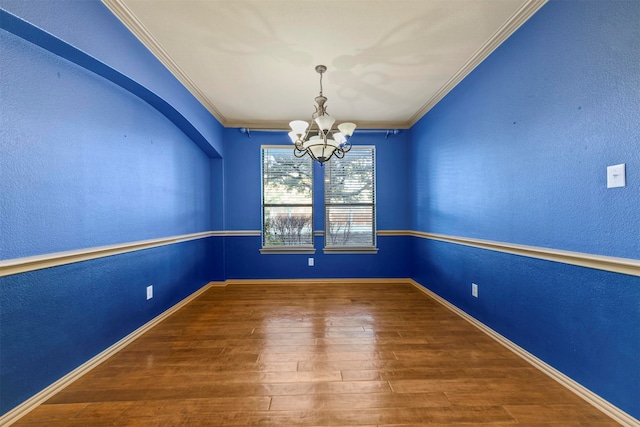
[262,147,314,247]
[325,146,376,248]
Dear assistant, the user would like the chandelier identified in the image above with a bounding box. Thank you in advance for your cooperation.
[288,65,356,163]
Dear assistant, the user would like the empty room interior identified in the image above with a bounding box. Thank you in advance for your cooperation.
[1,0,638,426]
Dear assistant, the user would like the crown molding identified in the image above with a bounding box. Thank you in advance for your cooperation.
[101,0,414,130]
[104,0,546,131]
[408,0,548,126]
[101,0,228,125]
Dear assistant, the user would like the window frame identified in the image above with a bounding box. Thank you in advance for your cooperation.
[260,146,315,254]
[323,145,378,254]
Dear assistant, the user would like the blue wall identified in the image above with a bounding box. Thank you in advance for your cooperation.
[1,0,638,421]
[410,0,639,418]
[222,129,411,279]
[1,239,215,414]
[0,29,213,258]
[0,1,222,415]
[0,0,224,158]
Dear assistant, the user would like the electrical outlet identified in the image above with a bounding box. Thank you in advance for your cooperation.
[146,285,153,300]
[472,283,478,298]
[308,257,314,267]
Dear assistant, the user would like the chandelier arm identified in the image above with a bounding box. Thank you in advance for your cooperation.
[303,120,314,142]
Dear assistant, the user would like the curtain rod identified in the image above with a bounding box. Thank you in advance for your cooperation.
[239,128,400,139]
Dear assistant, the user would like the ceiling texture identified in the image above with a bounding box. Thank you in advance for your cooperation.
[103,0,547,130]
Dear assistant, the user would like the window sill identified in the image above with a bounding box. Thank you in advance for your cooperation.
[323,246,379,254]
[260,246,316,255]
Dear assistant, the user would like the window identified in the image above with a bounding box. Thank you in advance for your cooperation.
[261,147,314,251]
[324,146,376,251]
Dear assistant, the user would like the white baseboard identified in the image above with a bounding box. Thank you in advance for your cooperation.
[3,279,637,427]
[0,282,215,427]
[406,279,640,427]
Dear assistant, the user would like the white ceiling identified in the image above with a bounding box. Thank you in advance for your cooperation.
[103,0,546,130]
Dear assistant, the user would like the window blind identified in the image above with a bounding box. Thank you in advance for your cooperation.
[262,147,314,247]
[325,146,376,247]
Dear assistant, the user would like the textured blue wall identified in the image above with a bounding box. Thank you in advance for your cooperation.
[223,129,411,231]
[412,238,640,418]
[0,238,216,414]
[0,3,221,416]
[2,0,638,420]
[222,129,411,279]
[410,0,639,418]
[0,28,213,258]
[225,235,411,280]
[0,0,224,158]
[410,0,639,259]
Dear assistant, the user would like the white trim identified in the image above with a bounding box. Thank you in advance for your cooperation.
[102,0,547,130]
[323,246,379,254]
[227,119,411,131]
[101,0,227,126]
[0,282,216,427]
[0,231,265,278]
[3,229,636,278]
[0,232,218,278]
[223,278,410,286]
[408,0,548,126]
[0,230,261,277]
[219,230,262,237]
[2,229,636,278]
[406,279,640,427]
[377,230,409,237]
[260,246,316,255]
[408,230,640,277]
[0,230,260,277]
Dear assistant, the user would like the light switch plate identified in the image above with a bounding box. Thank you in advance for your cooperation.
[607,164,626,188]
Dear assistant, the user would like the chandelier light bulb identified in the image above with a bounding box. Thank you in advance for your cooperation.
[337,122,356,137]
[334,132,346,145]
[315,114,335,132]
[289,120,309,137]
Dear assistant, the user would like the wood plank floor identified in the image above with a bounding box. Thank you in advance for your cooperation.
[14,282,619,426]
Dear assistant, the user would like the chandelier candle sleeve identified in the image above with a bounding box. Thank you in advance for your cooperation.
[290,65,356,163]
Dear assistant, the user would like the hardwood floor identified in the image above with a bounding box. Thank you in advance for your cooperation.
[14,282,619,426]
